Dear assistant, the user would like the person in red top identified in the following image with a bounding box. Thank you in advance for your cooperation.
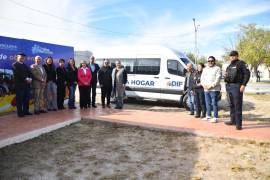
[77,60,92,109]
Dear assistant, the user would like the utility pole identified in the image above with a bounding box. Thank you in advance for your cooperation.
[192,18,199,65]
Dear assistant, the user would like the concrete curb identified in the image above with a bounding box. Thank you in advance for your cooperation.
[0,118,81,149]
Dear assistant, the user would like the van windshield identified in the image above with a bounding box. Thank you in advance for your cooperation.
[171,49,195,66]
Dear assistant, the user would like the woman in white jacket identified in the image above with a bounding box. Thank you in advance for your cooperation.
[200,56,221,123]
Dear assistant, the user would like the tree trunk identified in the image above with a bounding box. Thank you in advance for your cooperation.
[267,66,270,79]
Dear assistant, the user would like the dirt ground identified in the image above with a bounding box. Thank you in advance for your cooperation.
[0,120,270,180]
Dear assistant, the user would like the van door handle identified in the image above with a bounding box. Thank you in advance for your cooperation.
[165,77,170,79]
[154,76,159,79]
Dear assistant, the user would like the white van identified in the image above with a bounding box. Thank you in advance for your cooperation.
[93,46,195,106]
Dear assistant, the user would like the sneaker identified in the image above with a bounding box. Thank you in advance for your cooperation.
[202,116,211,121]
[210,118,218,123]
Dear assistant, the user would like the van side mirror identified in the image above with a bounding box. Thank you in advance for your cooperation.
[183,69,187,75]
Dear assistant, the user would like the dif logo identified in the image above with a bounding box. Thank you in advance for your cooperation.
[167,81,183,87]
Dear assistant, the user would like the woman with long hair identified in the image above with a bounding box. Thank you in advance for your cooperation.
[66,58,78,109]
[43,56,57,111]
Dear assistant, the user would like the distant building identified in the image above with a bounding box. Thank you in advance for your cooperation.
[74,51,92,65]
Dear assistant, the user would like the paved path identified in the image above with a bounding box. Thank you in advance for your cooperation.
[0,107,270,148]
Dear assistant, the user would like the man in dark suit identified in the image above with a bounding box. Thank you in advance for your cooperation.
[12,52,32,117]
[88,56,100,108]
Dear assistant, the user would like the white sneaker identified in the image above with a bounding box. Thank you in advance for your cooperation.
[202,116,211,121]
[210,118,218,123]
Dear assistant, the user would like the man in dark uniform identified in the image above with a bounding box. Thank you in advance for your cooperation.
[12,52,33,117]
[88,56,100,108]
[224,51,250,130]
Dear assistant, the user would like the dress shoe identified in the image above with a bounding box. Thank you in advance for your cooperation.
[224,121,236,126]
[40,110,47,113]
[189,112,194,115]
[34,111,40,115]
[236,126,242,130]
[106,105,111,108]
[102,105,105,108]
[195,115,200,118]
[24,112,33,115]
[92,104,97,108]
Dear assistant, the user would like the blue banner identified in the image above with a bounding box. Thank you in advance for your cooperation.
[0,35,74,114]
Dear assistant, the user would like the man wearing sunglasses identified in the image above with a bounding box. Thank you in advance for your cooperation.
[224,51,250,130]
[201,56,222,123]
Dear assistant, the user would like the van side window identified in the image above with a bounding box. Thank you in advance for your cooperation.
[167,59,185,76]
[120,58,136,74]
[135,58,160,75]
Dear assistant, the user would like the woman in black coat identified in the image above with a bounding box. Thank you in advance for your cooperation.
[193,63,206,118]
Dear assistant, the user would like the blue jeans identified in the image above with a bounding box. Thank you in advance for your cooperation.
[68,84,77,108]
[46,81,57,110]
[204,91,219,118]
[187,90,195,113]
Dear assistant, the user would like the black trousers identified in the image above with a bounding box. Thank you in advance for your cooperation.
[57,84,66,109]
[101,86,112,106]
[88,82,97,106]
[79,86,90,108]
[15,86,30,116]
[194,90,206,116]
[226,83,243,127]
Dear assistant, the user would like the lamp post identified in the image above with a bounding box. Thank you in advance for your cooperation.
[192,18,199,65]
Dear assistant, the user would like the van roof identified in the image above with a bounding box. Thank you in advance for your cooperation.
[93,45,184,58]
[92,45,195,67]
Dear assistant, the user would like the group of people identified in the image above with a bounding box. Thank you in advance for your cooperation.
[12,50,250,130]
[185,51,250,130]
[12,52,127,118]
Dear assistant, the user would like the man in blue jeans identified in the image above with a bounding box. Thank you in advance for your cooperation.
[201,56,221,123]
[184,63,196,115]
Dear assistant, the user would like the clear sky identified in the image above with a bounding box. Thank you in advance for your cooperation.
[0,0,270,58]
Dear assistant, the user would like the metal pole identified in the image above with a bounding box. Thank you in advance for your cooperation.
[193,18,198,65]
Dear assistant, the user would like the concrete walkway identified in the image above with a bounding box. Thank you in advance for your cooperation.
[0,107,270,148]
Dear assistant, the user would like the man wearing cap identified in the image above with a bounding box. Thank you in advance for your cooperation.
[12,53,33,117]
[224,50,250,130]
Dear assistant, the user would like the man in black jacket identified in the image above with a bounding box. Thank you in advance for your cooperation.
[98,59,113,108]
[224,51,250,130]
[89,56,100,108]
[12,52,32,117]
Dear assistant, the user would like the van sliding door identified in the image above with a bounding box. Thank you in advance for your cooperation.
[132,57,161,99]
